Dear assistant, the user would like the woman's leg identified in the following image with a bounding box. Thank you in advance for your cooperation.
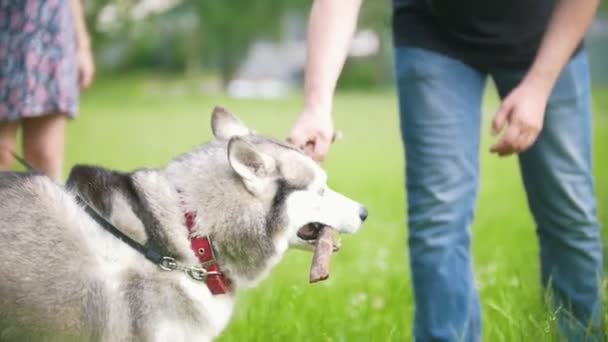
[0,120,19,171]
[22,113,67,181]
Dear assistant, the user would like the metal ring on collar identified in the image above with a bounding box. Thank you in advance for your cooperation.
[159,256,178,271]
[187,266,208,281]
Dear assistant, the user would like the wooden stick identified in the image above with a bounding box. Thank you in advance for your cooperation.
[309,227,335,283]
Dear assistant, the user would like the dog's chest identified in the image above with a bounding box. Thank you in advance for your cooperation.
[170,277,235,339]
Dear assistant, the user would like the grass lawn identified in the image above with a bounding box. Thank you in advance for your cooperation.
[59,75,607,341]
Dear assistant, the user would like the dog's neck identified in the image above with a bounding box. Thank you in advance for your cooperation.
[118,171,236,294]
[165,156,291,290]
[95,169,235,295]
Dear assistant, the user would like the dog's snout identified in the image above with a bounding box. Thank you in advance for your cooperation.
[359,207,368,222]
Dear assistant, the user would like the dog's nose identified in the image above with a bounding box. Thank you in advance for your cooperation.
[359,207,368,222]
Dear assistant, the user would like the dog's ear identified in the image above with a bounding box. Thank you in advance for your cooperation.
[212,106,252,140]
[228,137,276,194]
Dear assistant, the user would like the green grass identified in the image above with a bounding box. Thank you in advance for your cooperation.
[62,75,608,341]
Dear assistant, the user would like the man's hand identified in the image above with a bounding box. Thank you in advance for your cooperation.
[288,107,334,162]
[490,80,550,157]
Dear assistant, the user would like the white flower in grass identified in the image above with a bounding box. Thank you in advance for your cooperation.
[476,262,499,289]
[375,247,390,271]
[349,292,368,307]
[372,296,385,310]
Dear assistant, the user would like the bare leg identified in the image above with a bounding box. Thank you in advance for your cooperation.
[22,114,67,181]
[0,120,19,171]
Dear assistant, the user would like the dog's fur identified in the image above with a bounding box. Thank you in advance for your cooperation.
[0,107,366,341]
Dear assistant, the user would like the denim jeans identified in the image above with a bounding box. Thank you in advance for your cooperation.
[394,46,603,341]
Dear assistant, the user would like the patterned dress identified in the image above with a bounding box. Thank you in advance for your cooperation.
[0,0,78,121]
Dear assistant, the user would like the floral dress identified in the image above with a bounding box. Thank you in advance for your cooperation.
[0,0,78,121]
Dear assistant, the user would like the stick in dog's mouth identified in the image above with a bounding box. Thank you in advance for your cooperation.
[298,223,340,283]
[297,223,340,252]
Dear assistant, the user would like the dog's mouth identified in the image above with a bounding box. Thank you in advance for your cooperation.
[297,223,341,252]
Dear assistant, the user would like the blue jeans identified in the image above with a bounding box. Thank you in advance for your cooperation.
[394,47,603,341]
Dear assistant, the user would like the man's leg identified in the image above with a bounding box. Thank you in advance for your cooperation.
[492,50,603,340]
[394,46,486,342]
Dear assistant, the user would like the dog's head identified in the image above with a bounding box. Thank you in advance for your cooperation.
[211,107,367,250]
[168,107,367,287]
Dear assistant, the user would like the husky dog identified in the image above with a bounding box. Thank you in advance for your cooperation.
[0,107,367,342]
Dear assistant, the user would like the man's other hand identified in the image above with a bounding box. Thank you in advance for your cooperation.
[490,80,550,157]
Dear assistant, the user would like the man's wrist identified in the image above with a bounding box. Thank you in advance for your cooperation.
[522,67,556,97]
[303,97,333,118]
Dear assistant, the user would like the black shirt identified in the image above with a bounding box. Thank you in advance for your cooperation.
[393,0,568,69]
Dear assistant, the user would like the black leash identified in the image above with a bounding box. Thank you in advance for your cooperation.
[11,152,38,174]
[80,204,165,264]
[11,152,168,267]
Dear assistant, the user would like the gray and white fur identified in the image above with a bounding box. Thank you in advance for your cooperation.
[0,107,367,342]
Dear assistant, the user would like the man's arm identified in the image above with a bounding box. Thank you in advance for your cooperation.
[490,0,599,156]
[288,0,363,161]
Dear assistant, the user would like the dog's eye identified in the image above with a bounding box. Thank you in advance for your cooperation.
[317,188,325,196]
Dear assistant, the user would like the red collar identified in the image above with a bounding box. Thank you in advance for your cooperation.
[184,212,231,295]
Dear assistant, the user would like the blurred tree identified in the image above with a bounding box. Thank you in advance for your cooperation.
[83,0,391,87]
[183,0,297,83]
[339,0,392,89]
[84,0,134,50]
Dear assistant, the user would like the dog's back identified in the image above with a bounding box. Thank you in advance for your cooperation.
[0,170,226,342]
[0,172,107,340]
